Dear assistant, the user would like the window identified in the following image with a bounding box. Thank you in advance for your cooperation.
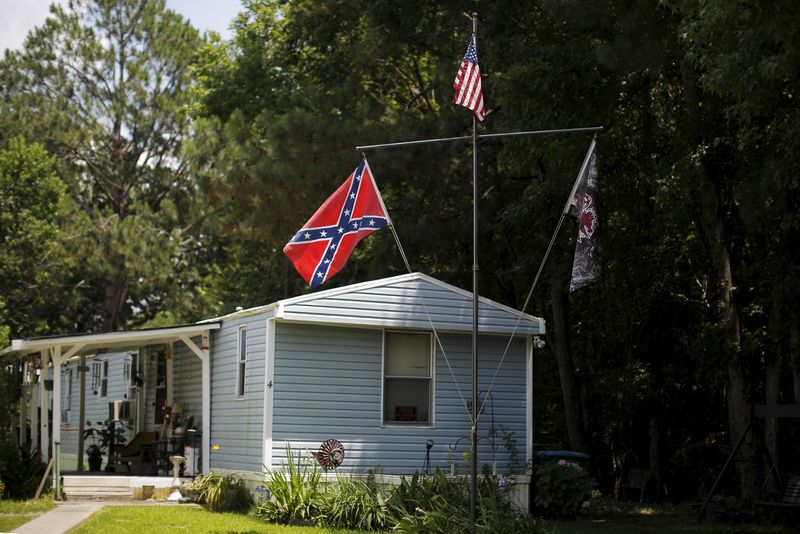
[124,353,138,399]
[64,368,73,421]
[91,361,101,390]
[383,332,432,424]
[236,326,247,398]
[100,360,109,398]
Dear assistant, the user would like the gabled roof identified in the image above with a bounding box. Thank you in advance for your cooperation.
[204,272,544,336]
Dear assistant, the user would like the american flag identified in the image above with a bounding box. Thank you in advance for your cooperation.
[283,160,389,288]
[453,36,486,121]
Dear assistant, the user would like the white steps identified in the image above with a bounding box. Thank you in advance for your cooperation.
[62,475,132,501]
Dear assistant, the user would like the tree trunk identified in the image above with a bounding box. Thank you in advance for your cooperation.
[682,56,756,499]
[698,173,755,499]
[764,304,783,494]
[791,325,800,403]
[550,282,586,451]
[648,416,661,498]
[102,274,129,331]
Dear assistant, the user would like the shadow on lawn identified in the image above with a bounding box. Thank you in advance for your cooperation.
[543,499,796,533]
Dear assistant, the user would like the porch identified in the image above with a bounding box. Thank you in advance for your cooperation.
[2,322,220,498]
[61,473,194,501]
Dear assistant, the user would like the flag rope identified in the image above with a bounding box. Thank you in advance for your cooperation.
[384,205,472,417]
[475,138,596,422]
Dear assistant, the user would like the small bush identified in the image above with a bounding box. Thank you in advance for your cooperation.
[189,472,251,512]
[319,474,391,531]
[250,444,323,525]
[389,470,542,534]
[534,461,594,518]
[0,442,47,499]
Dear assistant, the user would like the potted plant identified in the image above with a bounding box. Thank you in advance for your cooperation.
[83,419,131,471]
[86,443,103,471]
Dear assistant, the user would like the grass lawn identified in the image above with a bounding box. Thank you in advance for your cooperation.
[0,496,56,532]
[72,505,365,534]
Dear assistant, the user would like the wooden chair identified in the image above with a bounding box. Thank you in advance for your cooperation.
[108,431,157,474]
[619,466,651,503]
[756,475,800,512]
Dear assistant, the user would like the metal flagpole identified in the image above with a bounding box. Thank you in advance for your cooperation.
[470,13,479,532]
[355,125,603,151]
[354,16,603,531]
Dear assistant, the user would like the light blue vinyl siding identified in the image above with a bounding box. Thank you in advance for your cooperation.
[171,340,203,432]
[279,276,542,335]
[209,315,267,472]
[271,323,527,475]
[59,351,136,457]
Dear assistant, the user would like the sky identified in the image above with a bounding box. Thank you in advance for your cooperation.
[0,0,243,53]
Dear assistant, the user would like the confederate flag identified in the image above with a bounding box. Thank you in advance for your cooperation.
[283,160,389,288]
[567,144,601,292]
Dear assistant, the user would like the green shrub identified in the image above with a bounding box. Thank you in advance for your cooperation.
[0,442,47,499]
[250,443,323,525]
[0,479,5,499]
[319,474,391,531]
[389,470,542,534]
[189,472,251,512]
[533,461,594,518]
[390,470,469,517]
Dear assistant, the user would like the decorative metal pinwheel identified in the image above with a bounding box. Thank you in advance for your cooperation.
[312,439,345,470]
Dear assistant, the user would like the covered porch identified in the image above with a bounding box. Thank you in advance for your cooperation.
[2,322,220,497]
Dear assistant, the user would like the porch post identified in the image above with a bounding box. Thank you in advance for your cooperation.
[77,355,86,471]
[31,380,39,456]
[18,386,26,448]
[201,333,210,474]
[51,346,62,449]
[51,346,62,498]
[40,349,50,463]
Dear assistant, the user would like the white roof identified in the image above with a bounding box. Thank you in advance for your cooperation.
[202,272,545,336]
[2,322,220,359]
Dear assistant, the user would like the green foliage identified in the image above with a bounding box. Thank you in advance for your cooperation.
[0,441,47,500]
[251,444,323,525]
[534,462,594,519]
[189,472,252,512]
[388,471,539,533]
[318,474,391,531]
[0,0,209,331]
[0,137,68,341]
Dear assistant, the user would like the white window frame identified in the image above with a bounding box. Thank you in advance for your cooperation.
[381,330,434,427]
[91,360,102,391]
[100,360,109,398]
[64,367,73,421]
[235,325,247,399]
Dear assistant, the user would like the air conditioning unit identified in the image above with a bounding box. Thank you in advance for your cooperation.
[108,400,135,421]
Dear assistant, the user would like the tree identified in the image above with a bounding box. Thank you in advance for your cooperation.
[0,0,206,331]
[0,137,69,344]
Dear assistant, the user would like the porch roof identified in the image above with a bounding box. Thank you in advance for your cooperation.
[1,322,220,360]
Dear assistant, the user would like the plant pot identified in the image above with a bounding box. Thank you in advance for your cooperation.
[88,456,103,471]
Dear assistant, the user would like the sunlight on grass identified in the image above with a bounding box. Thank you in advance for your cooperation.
[0,496,56,514]
[0,515,38,531]
[72,505,364,534]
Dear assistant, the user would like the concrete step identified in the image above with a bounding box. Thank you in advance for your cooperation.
[63,475,131,487]
[63,491,133,502]
[63,475,132,501]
